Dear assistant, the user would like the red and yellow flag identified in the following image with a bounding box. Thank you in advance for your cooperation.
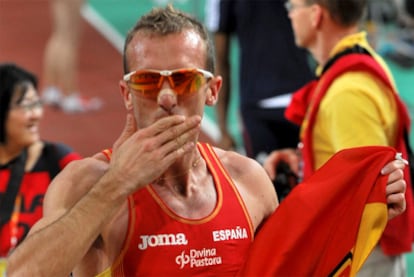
[241,146,394,276]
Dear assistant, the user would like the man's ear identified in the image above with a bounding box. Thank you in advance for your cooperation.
[311,4,323,28]
[119,80,133,110]
[205,76,222,106]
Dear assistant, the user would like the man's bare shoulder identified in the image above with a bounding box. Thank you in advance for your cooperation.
[213,147,269,181]
[25,153,110,237]
[54,153,108,183]
[213,147,260,175]
[43,153,110,213]
[213,147,278,225]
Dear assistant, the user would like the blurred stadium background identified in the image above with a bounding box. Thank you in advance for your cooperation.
[0,0,413,273]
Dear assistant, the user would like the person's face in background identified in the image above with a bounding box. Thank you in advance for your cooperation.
[6,83,43,148]
[286,0,317,49]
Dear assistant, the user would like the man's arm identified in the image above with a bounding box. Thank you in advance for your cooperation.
[6,114,139,277]
[6,114,202,276]
[7,161,124,276]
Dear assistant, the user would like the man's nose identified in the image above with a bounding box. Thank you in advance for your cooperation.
[157,87,177,113]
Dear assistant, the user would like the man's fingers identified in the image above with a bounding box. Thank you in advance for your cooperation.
[385,178,406,196]
[162,125,200,155]
[150,116,201,173]
[263,149,298,180]
[387,192,406,220]
[381,159,406,175]
[383,157,407,220]
[263,152,277,180]
[155,115,201,145]
[150,115,187,136]
[387,167,405,184]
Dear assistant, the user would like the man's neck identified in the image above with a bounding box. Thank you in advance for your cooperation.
[311,25,359,68]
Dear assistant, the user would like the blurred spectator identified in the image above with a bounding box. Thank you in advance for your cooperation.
[264,0,414,275]
[205,0,314,164]
[41,0,102,113]
[0,63,82,263]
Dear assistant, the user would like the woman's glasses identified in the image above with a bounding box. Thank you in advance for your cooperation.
[11,100,43,113]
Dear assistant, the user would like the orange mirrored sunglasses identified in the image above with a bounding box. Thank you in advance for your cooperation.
[123,68,214,98]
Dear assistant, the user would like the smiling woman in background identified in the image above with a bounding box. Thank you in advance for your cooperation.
[0,63,82,266]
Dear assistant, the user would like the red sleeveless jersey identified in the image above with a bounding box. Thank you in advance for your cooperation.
[107,143,254,276]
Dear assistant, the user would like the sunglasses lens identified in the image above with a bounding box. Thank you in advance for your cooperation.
[127,69,207,98]
[172,70,204,95]
[128,72,161,97]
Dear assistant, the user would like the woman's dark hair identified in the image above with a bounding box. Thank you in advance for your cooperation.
[0,63,38,143]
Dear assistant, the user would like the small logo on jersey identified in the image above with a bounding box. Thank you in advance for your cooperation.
[138,233,188,250]
[212,226,248,242]
[175,248,222,269]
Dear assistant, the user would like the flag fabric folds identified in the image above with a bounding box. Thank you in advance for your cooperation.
[241,146,395,276]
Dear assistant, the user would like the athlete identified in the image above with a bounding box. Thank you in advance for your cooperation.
[7,5,407,277]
